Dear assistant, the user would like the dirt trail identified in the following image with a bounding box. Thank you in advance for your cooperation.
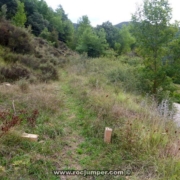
[173,103,180,127]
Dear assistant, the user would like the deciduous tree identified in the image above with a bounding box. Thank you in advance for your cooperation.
[132,0,178,99]
[12,0,27,27]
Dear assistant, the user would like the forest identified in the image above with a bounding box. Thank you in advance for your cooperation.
[0,0,180,179]
[0,0,180,101]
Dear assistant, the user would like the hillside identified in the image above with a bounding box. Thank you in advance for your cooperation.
[0,39,180,179]
[115,21,131,28]
[0,20,75,83]
[0,1,180,179]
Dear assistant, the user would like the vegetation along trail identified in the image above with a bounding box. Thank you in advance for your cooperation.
[1,0,180,179]
[173,103,180,127]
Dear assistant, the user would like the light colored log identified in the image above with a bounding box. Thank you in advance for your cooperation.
[5,83,11,87]
[104,127,112,143]
[21,133,39,142]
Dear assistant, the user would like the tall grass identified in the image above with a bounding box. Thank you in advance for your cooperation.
[65,54,180,179]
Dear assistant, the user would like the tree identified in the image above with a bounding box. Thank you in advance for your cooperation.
[132,0,178,99]
[76,28,108,57]
[39,28,59,47]
[62,20,74,46]
[76,15,91,40]
[96,21,119,49]
[27,12,49,36]
[20,0,38,16]
[0,0,17,19]
[12,0,27,27]
[0,4,7,19]
[115,25,135,54]
[166,35,180,84]
[76,16,108,57]
[55,5,68,21]
[76,27,103,57]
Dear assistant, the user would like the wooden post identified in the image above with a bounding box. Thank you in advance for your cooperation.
[21,133,39,142]
[104,127,112,143]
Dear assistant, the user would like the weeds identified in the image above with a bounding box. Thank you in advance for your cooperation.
[0,109,39,137]
[0,52,180,179]
[64,55,180,179]
[17,78,29,93]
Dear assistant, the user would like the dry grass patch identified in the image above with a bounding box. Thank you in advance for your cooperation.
[0,82,63,113]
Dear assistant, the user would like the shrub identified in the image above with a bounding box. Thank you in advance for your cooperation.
[173,92,180,103]
[0,109,39,138]
[17,78,29,93]
[19,55,40,69]
[3,52,21,63]
[0,20,33,54]
[39,62,59,81]
[107,65,139,92]
[0,64,30,81]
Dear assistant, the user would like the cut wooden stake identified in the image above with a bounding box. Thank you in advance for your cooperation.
[21,133,39,142]
[5,83,11,87]
[12,100,16,115]
[104,127,112,143]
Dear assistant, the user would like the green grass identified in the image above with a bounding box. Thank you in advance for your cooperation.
[62,55,180,179]
[0,55,180,180]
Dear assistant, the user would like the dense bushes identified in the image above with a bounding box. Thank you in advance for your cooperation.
[39,62,58,81]
[1,52,59,82]
[108,66,139,92]
[0,20,33,53]
[107,57,142,93]
[0,20,69,82]
[0,64,30,82]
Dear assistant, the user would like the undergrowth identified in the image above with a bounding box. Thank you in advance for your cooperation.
[0,20,74,83]
[63,55,180,179]
[0,54,180,180]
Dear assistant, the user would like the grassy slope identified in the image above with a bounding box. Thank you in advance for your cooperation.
[61,56,180,179]
[0,55,180,180]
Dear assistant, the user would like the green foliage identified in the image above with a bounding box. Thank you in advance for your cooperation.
[20,0,38,16]
[76,27,108,57]
[0,0,17,19]
[107,59,141,92]
[50,14,63,36]
[0,20,33,53]
[0,4,7,19]
[138,66,176,100]
[96,21,135,55]
[0,63,30,82]
[17,78,30,93]
[62,20,74,46]
[173,92,180,103]
[12,0,27,27]
[166,37,180,84]
[39,62,59,81]
[77,15,91,36]
[39,28,59,47]
[27,12,49,36]
[117,25,136,54]
[36,0,53,20]
[96,21,119,49]
[76,16,108,57]
[132,0,178,99]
